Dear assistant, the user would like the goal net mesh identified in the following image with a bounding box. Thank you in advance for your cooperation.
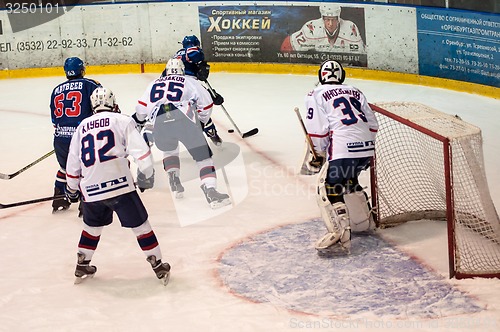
[372,101,500,278]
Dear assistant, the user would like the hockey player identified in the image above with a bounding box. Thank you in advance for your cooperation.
[172,35,225,146]
[280,4,366,56]
[50,57,100,214]
[304,60,378,252]
[65,87,170,285]
[133,58,231,209]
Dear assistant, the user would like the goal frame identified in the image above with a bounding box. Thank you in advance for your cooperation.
[369,103,499,279]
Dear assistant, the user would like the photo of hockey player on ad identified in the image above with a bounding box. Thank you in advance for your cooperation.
[198,5,368,67]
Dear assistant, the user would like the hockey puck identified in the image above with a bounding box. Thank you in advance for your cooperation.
[228,129,235,133]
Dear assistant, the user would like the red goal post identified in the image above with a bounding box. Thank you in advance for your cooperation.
[369,102,500,279]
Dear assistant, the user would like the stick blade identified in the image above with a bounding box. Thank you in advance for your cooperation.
[0,174,11,180]
[242,128,259,138]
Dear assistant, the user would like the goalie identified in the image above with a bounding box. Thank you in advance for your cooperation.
[303,60,378,252]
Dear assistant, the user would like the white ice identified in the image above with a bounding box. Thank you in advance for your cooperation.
[0,72,499,331]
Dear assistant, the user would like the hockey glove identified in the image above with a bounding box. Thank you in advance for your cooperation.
[141,123,154,147]
[196,61,210,81]
[65,185,81,203]
[211,90,224,105]
[132,113,147,132]
[137,169,155,193]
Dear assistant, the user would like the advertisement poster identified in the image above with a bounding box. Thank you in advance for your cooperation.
[417,8,500,87]
[199,5,368,67]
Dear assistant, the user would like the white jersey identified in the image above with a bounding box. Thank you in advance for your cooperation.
[66,111,154,202]
[135,74,213,125]
[289,18,365,53]
[304,83,378,161]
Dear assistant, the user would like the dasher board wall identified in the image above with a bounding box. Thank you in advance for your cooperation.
[0,1,498,88]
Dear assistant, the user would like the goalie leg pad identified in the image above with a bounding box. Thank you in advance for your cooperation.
[316,163,337,233]
[344,190,375,232]
[316,165,351,250]
[315,201,351,250]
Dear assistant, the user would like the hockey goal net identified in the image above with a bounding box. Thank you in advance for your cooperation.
[370,101,500,279]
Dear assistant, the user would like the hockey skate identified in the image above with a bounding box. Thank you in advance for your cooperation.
[209,134,223,147]
[74,253,97,284]
[168,172,184,199]
[205,126,223,147]
[147,255,171,286]
[52,187,71,213]
[201,184,231,209]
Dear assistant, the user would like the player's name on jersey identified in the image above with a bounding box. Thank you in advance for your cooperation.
[53,81,84,94]
[159,75,185,83]
[322,88,361,102]
[81,118,110,134]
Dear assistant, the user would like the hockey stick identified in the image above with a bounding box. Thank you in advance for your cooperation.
[204,80,259,138]
[0,150,55,180]
[0,195,65,209]
[294,107,319,160]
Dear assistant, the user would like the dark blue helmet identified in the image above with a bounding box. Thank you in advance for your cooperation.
[182,35,200,49]
[64,57,85,78]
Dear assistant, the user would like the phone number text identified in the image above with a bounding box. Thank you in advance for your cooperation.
[0,37,134,53]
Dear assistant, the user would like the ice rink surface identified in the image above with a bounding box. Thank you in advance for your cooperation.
[0,72,499,331]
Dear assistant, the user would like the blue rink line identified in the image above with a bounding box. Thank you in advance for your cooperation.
[217,219,483,318]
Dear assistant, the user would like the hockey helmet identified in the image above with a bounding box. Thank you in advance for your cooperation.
[319,4,341,18]
[165,58,185,76]
[90,87,117,112]
[318,60,345,85]
[64,57,85,78]
[182,35,200,49]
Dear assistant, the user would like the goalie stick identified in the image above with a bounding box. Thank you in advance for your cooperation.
[204,80,259,138]
[0,195,65,209]
[0,150,55,180]
[294,107,319,160]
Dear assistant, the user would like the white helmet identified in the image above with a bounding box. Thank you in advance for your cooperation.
[319,4,341,17]
[165,58,185,76]
[91,87,117,112]
[318,60,345,85]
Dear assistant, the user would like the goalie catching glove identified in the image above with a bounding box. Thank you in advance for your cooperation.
[65,185,81,203]
[137,169,155,193]
[306,151,326,174]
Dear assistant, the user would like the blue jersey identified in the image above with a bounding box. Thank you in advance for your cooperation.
[50,77,100,142]
[174,46,205,77]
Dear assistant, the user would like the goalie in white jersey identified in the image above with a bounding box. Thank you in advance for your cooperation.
[65,87,170,285]
[303,60,378,253]
[281,4,366,55]
[133,58,230,209]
